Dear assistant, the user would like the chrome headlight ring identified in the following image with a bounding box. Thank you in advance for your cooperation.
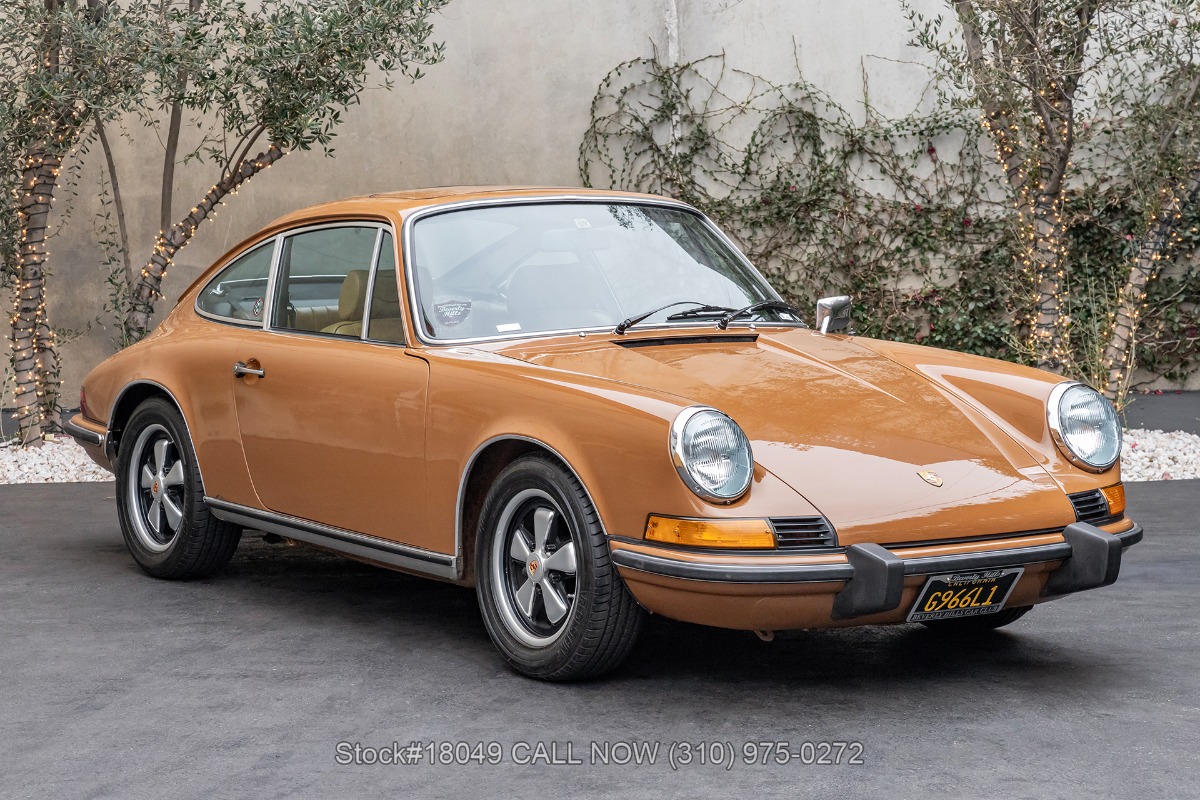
[1047,381,1122,472]
[669,406,754,503]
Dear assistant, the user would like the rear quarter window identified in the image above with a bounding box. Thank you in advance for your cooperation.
[196,241,275,324]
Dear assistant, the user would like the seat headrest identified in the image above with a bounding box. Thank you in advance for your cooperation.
[338,270,370,320]
[370,270,401,316]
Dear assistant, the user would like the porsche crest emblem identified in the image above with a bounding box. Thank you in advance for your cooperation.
[917,470,943,487]
[528,560,539,575]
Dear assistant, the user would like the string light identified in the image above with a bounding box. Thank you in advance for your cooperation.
[1102,176,1199,401]
[131,146,285,333]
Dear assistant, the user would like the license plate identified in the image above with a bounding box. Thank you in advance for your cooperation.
[906,567,1024,622]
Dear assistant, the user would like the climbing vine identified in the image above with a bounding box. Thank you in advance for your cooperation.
[580,54,1199,393]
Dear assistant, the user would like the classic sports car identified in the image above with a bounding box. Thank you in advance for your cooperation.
[67,187,1139,680]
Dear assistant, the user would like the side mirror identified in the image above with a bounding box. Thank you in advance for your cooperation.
[815,295,853,334]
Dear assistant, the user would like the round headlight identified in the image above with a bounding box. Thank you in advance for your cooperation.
[1048,382,1122,471]
[670,407,754,502]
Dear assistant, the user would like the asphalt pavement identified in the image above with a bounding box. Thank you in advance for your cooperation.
[1,479,1197,799]
[1122,391,1200,435]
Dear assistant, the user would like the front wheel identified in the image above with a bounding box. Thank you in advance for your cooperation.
[475,455,644,680]
[115,397,241,579]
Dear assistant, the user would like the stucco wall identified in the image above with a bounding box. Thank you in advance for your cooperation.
[11,0,976,400]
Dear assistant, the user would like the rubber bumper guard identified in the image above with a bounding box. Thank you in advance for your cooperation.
[1041,522,1124,597]
[831,522,1126,619]
[831,544,905,620]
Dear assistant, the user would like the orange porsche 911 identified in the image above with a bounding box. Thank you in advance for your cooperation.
[67,187,1139,680]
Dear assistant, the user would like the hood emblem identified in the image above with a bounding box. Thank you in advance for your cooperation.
[917,470,943,487]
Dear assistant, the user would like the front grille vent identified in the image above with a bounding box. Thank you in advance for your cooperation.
[1068,489,1111,523]
[770,516,838,549]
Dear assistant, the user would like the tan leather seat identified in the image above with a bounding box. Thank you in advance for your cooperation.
[292,304,341,332]
[321,269,405,341]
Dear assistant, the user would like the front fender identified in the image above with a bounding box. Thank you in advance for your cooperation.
[423,349,820,558]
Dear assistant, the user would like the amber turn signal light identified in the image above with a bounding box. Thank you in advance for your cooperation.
[1101,483,1125,517]
[644,515,775,549]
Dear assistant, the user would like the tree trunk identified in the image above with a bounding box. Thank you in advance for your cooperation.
[10,150,64,445]
[1100,165,1200,402]
[1029,194,1067,373]
[158,0,201,237]
[126,144,285,341]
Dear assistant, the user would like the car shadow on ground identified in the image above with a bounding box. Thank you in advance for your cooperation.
[152,532,1099,691]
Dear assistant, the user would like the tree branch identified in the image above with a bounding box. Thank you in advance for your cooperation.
[93,112,132,286]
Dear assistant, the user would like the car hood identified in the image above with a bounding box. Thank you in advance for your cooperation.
[494,329,1076,545]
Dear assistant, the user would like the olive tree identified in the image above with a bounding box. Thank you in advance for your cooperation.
[1,0,153,445]
[105,0,450,344]
[1088,6,1200,399]
[3,0,448,444]
[909,0,1200,389]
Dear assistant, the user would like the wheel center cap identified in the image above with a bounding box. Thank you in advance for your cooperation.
[151,480,160,496]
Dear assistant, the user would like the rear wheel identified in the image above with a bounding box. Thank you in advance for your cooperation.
[920,606,1031,633]
[475,455,644,680]
[115,397,241,579]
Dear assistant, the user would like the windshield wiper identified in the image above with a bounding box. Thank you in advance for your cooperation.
[615,301,717,335]
[665,304,738,320]
[715,300,807,330]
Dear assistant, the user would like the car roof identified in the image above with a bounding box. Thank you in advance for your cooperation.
[265,186,679,229]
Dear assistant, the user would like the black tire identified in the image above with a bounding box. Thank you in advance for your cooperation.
[475,455,645,681]
[115,397,241,579]
[920,606,1032,633]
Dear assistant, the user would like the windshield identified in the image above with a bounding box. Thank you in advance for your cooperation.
[409,202,796,341]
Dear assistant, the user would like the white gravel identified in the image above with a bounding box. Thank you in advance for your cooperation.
[1122,429,1200,482]
[2,430,1198,484]
[0,437,115,484]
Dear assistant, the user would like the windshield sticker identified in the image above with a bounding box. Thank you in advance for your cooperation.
[251,297,263,318]
[574,218,591,229]
[496,322,522,333]
[433,298,472,327]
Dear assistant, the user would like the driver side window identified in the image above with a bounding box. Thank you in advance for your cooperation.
[271,225,381,338]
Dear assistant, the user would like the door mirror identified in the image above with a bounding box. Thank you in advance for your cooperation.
[815,295,853,334]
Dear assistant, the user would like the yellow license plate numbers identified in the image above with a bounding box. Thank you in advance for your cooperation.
[907,567,1024,622]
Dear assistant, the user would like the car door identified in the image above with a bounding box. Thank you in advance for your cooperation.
[230,222,437,552]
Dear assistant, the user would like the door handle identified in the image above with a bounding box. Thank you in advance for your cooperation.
[233,361,265,379]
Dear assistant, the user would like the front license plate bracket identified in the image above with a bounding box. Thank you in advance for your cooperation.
[906,567,1024,623]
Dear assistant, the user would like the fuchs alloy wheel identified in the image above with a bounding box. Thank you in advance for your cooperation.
[115,397,241,579]
[476,455,644,680]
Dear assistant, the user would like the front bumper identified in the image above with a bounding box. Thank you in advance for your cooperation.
[610,521,1141,629]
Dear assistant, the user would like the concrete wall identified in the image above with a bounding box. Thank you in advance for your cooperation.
[13,0,962,401]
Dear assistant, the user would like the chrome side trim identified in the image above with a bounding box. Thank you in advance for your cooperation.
[205,497,458,580]
[454,434,607,579]
[400,194,787,347]
[360,227,386,341]
[107,380,205,485]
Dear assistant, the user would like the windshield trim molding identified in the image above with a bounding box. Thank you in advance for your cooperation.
[400,195,784,347]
